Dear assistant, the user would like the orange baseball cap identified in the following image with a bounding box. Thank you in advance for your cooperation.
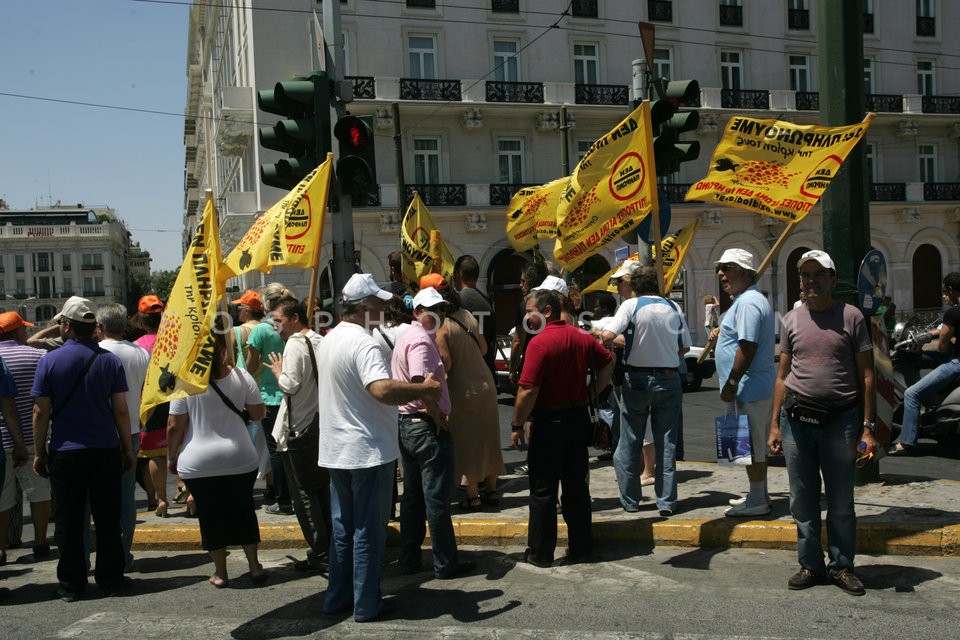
[231,289,265,312]
[419,273,449,290]
[0,312,33,333]
[138,295,165,313]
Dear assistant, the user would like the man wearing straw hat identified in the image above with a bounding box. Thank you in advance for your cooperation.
[713,248,776,517]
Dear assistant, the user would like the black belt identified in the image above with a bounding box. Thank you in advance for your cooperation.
[399,412,433,425]
[535,400,589,414]
[625,365,678,374]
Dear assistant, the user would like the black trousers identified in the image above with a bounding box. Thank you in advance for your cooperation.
[49,447,125,594]
[526,407,592,563]
[280,452,331,559]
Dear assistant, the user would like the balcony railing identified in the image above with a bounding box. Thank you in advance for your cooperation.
[405,184,467,206]
[81,263,105,271]
[399,79,462,101]
[492,0,519,12]
[648,0,672,21]
[788,8,810,30]
[862,12,874,33]
[721,89,770,109]
[485,81,544,104]
[406,0,435,8]
[924,183,960,201]
[870,183,906,202]
[489,183,536,207]
[575,83,629,105]
[347,76,376,99]
[571,0,598,18]
[921,96,960,114]
[719,4,743,27]
[795,91,819,111]
[661,184,696,204]
[916,16,935,37]
[865,94,903,112]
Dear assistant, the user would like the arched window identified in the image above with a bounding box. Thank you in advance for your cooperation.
[912,244,942,311]
[784,246,813,312]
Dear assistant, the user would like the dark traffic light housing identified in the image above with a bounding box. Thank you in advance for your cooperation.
[257,71,331,190]
[650,79,700,177]
[333,115,377,196]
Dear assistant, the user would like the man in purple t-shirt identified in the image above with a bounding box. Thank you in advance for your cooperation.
[31,297,133,602]
[392,287,474,580]
[769,251,876,597]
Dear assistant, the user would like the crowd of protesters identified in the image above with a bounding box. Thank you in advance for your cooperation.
[0,247,879,608]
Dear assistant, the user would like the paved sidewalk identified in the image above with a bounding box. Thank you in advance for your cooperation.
[131,459,960,557]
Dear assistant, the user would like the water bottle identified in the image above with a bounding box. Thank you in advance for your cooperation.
[855,440,874,468]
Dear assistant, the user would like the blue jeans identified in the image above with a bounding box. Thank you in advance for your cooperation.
[398,415,459,577]
[616,369,682,512]
[325,463,394,622]
[600,388,621,452]
[781,404,859,575]
[899,357,960,447]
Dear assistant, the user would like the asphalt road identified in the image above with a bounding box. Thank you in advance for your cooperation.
[2,545,959,639]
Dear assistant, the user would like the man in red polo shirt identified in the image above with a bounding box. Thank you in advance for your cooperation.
[510,289,614,567]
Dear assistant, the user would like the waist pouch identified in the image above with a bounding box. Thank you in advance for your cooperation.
[783,391,831,427]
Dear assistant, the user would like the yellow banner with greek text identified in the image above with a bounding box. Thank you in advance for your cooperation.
[400,192,455,291]
[553,101,658,271]
[219,153,332,281]
[505,177,566,252]
[685,114,874,222]
[140,197,224,424]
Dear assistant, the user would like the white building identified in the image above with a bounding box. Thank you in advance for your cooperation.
[183,0,960,340]
[0,204,135,324]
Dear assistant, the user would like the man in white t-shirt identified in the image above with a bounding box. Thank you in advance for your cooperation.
[95,303,150,570]
[317,274,440,623]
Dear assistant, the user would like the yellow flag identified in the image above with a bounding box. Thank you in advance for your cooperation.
[140,196,225,424]
[505,177,566,251]
[685,114,874,222]
[553,101,658,271]
[400,193,455,290]
[580,220,699,295]
[219,153,332,281]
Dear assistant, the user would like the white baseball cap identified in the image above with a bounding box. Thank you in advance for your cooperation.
[411,287,445,309]
[341,273,393,302]
[533,275,569,297]
[53,296,97,324]
[610,259,639,280]
[715,248,756,272]
[797,249,835,271]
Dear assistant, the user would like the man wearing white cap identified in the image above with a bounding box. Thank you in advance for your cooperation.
[317,274,441,622]
[713,248,776,516]
[769,250,876,596]
[533,275,576,325]
[31,296,134,601]
[392,288,475,580]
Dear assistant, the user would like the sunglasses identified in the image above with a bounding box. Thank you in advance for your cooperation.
[715,263,741,273]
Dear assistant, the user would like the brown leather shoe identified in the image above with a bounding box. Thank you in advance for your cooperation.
[832,568,865,595]
[788,567,827,590]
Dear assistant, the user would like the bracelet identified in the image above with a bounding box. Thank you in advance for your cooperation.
[511,423,524,433]
[862,421,876,431]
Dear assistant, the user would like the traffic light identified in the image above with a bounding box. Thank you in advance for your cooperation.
[333,115,377,196]
[257,71,331,190]
[650,79,700,177]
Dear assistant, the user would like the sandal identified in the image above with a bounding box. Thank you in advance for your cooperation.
[173,486,189,504]
[481,490,500,506]
[458,496,482,511]
[155,500,169,518]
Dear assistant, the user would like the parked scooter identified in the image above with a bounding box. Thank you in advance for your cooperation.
[889,315,960,448]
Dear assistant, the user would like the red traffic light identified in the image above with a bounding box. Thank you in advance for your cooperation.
[334,116,372,150]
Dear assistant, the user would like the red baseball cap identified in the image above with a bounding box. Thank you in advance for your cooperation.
[419,273,449,290]
[138,295,165,313]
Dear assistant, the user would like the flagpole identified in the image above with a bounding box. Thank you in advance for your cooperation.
[651,204,665,296]
[698,220,798,364]
[206,188,235,368]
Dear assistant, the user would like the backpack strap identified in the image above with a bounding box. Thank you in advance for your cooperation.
[51,349,100,421]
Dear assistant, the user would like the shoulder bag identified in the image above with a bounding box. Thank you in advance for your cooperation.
[284,335,326,490]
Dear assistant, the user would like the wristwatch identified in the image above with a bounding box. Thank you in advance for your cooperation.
[511,423,524,433]
[862,421,876,431]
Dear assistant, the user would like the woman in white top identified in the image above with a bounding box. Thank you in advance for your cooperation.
[167,330,267,588]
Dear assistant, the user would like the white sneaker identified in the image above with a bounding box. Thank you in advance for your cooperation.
[725,501,772,517]
[729,495,773,507]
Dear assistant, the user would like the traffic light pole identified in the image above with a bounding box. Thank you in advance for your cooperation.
[322,0,357,304]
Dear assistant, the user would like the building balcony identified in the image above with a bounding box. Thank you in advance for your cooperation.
[916,16,935,37]
[575,83,628,105]
[489,183,537,206]
[862,12,874,33]
[485,81,544,104]
[348,76,376,99]
[870,183,906,202]
[399,78,462,101]
[492,0,519,12]
[571,0,598,19]
[921,96,960,114]
[81,263,105,271]
[865,94,904,112]
[924,183,960,201]
[0,224,108,238]
[795,91,819,111]
[405,184,467,207]
[721,89,770,110]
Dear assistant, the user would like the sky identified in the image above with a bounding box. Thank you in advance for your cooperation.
[1,0,189,271]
